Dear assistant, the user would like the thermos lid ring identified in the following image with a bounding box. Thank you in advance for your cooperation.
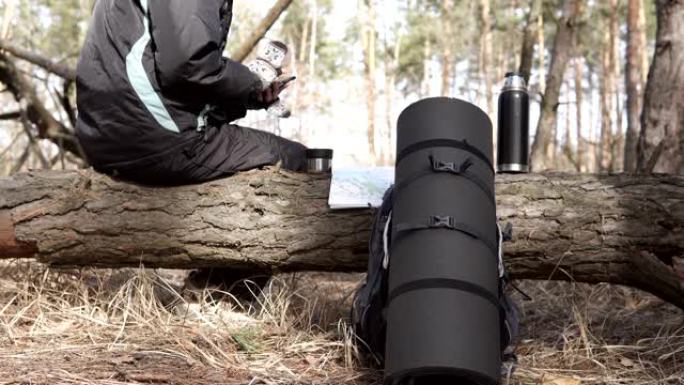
[306,149,334,159]
[505,71,524,78]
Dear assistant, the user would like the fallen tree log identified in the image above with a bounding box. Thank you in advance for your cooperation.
[0,169,682,308]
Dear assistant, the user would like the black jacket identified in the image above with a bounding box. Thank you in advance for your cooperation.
[76,0,261,169]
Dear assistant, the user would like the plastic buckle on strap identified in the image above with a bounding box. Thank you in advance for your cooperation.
[433,160,458,173]
[430,156,472,174]
[429,215,456,229]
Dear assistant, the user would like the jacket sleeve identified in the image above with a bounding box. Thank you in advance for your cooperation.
[147,0,261,108]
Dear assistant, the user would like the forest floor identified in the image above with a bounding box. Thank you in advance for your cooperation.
[0,260,681,385]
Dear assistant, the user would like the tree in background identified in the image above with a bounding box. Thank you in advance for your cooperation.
[361,0,378,161]
[277,0,342,140]
[624,0,647,173]
[518,0,543,85]
[479,0,494,116]
[637,0,684,174]
[0,0,674,173]
[0,0,94,174]
[598,0,621,173]
[530,0,583,171]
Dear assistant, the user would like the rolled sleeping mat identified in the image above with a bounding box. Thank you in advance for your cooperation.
[385,98,500,385]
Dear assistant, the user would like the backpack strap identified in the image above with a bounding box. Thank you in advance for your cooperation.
[396,138,494,172]
[394,155,495,206]
[393,215,498,257]
[388,278,500,309]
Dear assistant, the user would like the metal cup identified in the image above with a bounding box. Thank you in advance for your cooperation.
[306,149,333,174]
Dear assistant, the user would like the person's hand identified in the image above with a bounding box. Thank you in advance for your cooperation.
[248,77,293,110]
[255,81,286,106]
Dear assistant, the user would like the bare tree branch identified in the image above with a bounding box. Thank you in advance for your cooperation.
[231,0,295,62]
[0,51,84,159]
[0,110,20,120]
[0,39,76,81]
[2,0,294,74]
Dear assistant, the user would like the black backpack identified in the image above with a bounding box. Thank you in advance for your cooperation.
[351,185,519,367]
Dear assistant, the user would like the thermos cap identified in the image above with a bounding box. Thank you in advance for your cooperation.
[306,149,333,174]
[306,149,334,159]
[502,72,528,92]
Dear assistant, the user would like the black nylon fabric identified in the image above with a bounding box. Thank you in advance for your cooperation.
[109,124,307,186]
[386,98,500,385]
[350,183,520,380]
[76,0,262,170]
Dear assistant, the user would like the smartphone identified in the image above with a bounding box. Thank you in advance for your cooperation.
[277,76,297,88]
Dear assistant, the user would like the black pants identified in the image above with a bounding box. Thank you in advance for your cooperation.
[109,124,307,186]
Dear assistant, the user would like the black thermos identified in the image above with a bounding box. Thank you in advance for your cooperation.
[497,72,530,173]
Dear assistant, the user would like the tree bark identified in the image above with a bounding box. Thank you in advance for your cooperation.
[624,0,647,173]
[0,169,682,308]
[637,0,684,174]
[530,0,583,171]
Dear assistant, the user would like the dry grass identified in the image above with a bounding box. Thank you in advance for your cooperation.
[510,281,683,385]
[0,260,681,385]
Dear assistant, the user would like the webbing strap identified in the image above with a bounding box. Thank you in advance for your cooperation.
[388,278,499,309]
[396,138,493,171]
[393,215,498,257]
[394,155,495,205]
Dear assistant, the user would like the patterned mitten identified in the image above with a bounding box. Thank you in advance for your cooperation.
[246,40,292,118]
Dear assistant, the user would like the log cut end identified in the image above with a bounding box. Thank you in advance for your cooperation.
[0,211,38,258]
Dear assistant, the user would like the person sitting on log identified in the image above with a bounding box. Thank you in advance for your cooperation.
[75,0,307,186]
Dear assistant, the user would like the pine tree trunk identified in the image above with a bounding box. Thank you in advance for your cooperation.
[611,0,624,173]
[363,0,377,162]
[575,58,584,172]
[624,0,647,173]
[638,1,650,85]
[599,12,616,173]
[562,80,572,168]
[385,35,401,164]
[421,40,431,98]
[518,0,542,85]
[308,0,318,77]
[479,0,494,116]
[530,0,582,171]
[537,10,546,93]
[298,19,309,63]
[441,0,454,96]
[637,0,684,174]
